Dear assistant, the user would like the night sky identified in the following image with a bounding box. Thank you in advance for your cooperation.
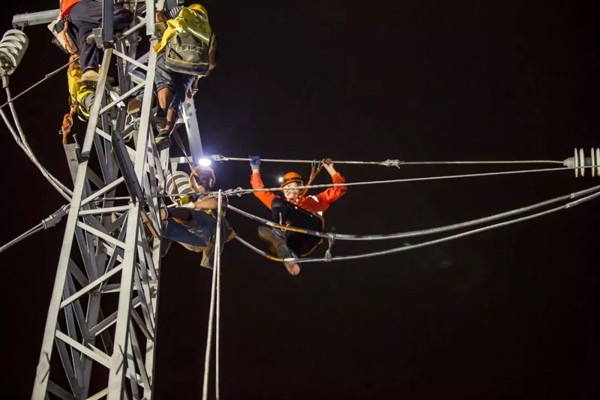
[1,0,600,399]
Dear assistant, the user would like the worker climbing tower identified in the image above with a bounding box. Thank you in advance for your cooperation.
[6,1,204,398]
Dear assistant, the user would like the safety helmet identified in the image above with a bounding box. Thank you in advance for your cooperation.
[191,166,216,190]
[280,171,303,188]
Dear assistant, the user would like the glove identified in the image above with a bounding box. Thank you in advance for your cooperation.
[249,155,261,170]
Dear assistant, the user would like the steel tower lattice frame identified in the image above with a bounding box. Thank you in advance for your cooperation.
[18,1,205,398]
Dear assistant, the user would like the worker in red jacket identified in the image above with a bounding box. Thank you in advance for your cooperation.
[249,156,347,275]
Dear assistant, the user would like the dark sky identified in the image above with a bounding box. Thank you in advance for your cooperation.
[1,0,600,399]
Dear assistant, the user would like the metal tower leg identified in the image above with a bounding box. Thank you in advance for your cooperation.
[32,2,167,398]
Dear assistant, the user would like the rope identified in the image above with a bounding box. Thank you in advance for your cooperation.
[202,190,223,400]
[215,191,223,400]
[299,160,323,198]
[234,188,600,264]
[227,183,600,241]
[210,155,564,167]
[61,104,77,144]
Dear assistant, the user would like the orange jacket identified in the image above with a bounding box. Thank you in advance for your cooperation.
[60,0,81,18]
[250,170,347,216]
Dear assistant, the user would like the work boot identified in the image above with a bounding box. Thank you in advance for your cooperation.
[257,226,286,254]
[127,98,142,116]
[155,131,171,151]
[277,244,301,276]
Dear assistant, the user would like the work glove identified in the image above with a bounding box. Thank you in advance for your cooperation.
[249,155,261,170]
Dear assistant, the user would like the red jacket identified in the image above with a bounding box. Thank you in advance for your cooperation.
[250,171,347,217]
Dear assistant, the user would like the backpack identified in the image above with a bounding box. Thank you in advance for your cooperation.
[164,31,214,75]
[163,6,214,75]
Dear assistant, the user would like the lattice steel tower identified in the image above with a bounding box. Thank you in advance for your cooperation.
[10,1,205,398]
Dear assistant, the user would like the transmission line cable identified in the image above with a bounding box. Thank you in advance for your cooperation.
[227,183,600,241]
[210,155,564,167]
[234,188,600,264]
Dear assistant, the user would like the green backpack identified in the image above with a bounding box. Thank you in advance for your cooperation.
[165,32,213,75]
[164,7,214,76]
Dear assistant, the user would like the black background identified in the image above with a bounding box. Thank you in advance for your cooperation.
[1,1,599,399]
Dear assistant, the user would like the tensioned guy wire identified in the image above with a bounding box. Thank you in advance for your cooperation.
[210,165,597,198]
[0,60,74,110]
[134,164,600,202]
[0,205,69,254]
[209,154,565,167]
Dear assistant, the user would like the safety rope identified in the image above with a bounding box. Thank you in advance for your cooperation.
[61,103,78,144]
[202,190,223,400]
[299,160,323,198]
[171,130,209,196]
[228,182,600,241]
[234,187,600,264]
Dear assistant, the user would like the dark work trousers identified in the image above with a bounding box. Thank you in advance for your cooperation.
[135,52,196,115]
[69,0,133,72]
[271,198,324,257]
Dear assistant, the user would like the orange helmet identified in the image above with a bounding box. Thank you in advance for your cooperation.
[280,171,303,188]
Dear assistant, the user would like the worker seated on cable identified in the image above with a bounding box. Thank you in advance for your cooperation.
[59,0,133,86]
[127,2,218,150]
[248,156,347,276]
[160,166,235,268]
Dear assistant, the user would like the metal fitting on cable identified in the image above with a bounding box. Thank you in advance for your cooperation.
[380,159,402,168]
[42,205,70,229]
[0,30,28,81]
[222,187,245,197]
[563,148,600,177]
[210,154,227,162]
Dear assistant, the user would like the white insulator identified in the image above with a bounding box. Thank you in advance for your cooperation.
[0,29,28,77]
[166,170,195,205]
[563,148,600,178]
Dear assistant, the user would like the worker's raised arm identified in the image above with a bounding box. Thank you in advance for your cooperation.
[316,158,347,205]
[249,155,278,209]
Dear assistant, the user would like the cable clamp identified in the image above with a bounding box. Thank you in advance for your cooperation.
[211,154,227,162]
[42,205,70,229]
[222,187,246,197]
[381,159,402,168]
[324,232,336,262]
